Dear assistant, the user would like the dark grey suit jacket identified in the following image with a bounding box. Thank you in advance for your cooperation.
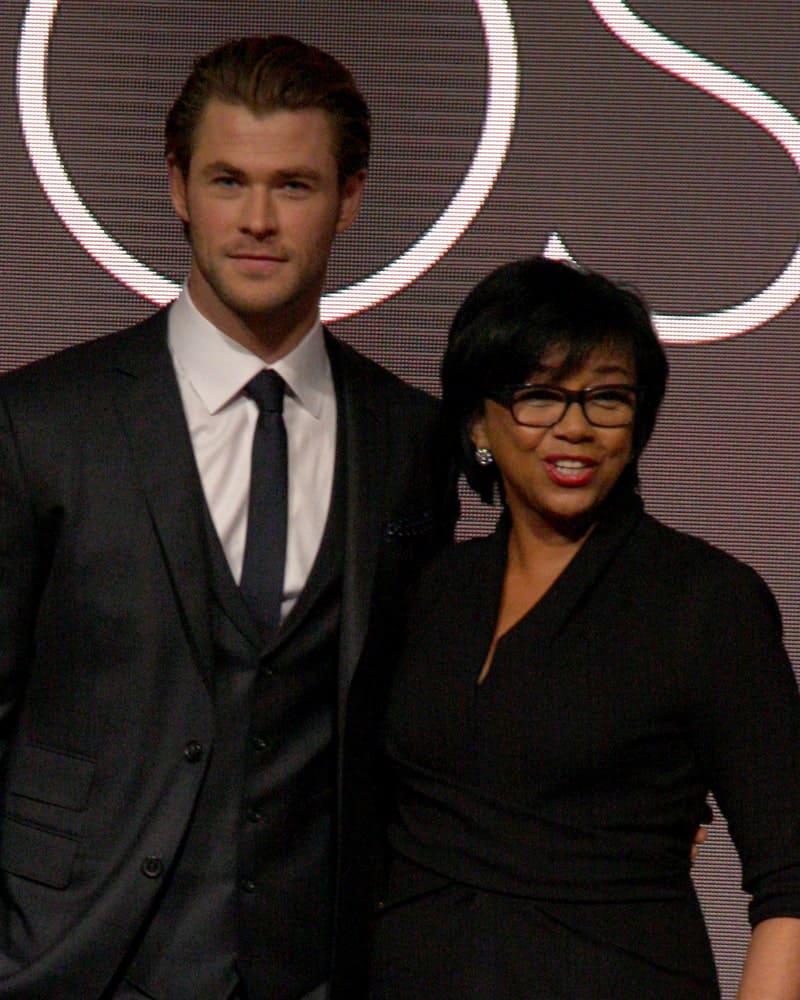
[0,308,456,998]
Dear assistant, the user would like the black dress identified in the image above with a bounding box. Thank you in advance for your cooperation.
[369,493,800,999]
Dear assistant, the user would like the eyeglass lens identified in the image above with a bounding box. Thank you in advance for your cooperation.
[511,386,636,428]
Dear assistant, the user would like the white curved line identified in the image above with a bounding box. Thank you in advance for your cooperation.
[16,0,519,320]
[557,0,800,343]
[322,0,519,320]
[16,0,178,303]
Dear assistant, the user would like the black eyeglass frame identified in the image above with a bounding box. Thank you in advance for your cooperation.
[485,383,642,429]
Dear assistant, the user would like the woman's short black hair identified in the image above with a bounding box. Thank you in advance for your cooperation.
[441,256,668,503]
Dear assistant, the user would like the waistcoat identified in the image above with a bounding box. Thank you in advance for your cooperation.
[123,455,346,1000]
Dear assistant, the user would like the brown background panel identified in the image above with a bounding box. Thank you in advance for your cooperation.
[1,3,798,995]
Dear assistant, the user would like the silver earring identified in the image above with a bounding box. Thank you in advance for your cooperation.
[475,447,494,467]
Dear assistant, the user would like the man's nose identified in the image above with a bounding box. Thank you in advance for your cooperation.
[241,189,277,236]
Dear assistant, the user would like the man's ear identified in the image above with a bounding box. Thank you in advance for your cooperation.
[336,169,367,234]
[167,154,190,225]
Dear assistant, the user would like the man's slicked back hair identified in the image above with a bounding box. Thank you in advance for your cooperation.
[165,35,370,184]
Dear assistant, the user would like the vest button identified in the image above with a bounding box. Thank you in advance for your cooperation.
[183,741,203,763]
[141,856,163,879]
[246,805,263,823]
[239,878,257,893]
[250,735,268,752]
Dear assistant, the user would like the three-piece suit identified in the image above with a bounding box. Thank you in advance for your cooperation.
[0,307,455,998]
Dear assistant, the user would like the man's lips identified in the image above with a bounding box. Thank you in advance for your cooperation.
[543,455,597,487]
[228,247,288,262]
[230,254,286,261]
[227,252,288,275]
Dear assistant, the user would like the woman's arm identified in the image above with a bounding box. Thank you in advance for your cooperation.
[683,557,800,998]
[738,917,800,1000]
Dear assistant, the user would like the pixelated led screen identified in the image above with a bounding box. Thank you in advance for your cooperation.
[1,3,799,994]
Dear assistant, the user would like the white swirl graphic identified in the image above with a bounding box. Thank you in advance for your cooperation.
[16,1,519,321]
[544,0,800,343]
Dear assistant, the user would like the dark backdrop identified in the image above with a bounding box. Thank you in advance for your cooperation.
[2,3,799,995]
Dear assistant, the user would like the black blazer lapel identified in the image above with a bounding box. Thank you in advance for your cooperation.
[490,490,646,656]
[109,310,215,684]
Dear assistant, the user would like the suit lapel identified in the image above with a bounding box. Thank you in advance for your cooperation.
[106,321,401,695]
[326,335,388,719]
[200,502,263,649]
[109,310,215,684]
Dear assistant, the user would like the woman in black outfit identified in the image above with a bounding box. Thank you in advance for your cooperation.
[369,257,800,998]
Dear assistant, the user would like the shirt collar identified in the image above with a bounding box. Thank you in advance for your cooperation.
[168,286,331,418]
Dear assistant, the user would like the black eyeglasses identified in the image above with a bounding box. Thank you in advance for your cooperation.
[486,384,640,428]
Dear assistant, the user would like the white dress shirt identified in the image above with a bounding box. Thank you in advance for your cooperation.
[168,288,337,621]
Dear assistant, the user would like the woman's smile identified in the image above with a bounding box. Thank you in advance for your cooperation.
[543,454,598,487]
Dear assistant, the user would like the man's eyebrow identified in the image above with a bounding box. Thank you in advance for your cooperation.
[273,167,323,181]
[199,160,243,176]
[197,162,323,182]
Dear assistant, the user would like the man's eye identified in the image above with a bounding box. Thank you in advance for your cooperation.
[213,175,240,188]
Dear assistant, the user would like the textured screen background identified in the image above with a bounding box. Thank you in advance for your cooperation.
[2,3,799,995]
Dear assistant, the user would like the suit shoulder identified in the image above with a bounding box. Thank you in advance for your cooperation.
[325,331,438,413]
[0,310,169,403]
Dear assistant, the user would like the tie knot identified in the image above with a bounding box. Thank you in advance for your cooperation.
[245,370,285,414]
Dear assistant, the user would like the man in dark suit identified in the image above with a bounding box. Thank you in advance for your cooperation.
[0,36,455,1000]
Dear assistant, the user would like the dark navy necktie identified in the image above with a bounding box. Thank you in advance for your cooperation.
[240,370,288,633]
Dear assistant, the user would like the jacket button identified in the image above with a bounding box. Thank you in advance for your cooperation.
[183,741,203,763]
[250,735,268,752]
[239,878,256,893]
[246,805,263,823]
[141,856,164,879]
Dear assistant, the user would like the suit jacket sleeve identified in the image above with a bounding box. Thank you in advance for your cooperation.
[0,389,38,747]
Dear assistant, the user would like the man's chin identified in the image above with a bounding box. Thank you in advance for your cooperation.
[218,289,292,323]
[215,287,320,342]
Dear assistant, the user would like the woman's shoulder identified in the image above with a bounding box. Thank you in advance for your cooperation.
[632,510,779,611]
[638,510,752,568]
